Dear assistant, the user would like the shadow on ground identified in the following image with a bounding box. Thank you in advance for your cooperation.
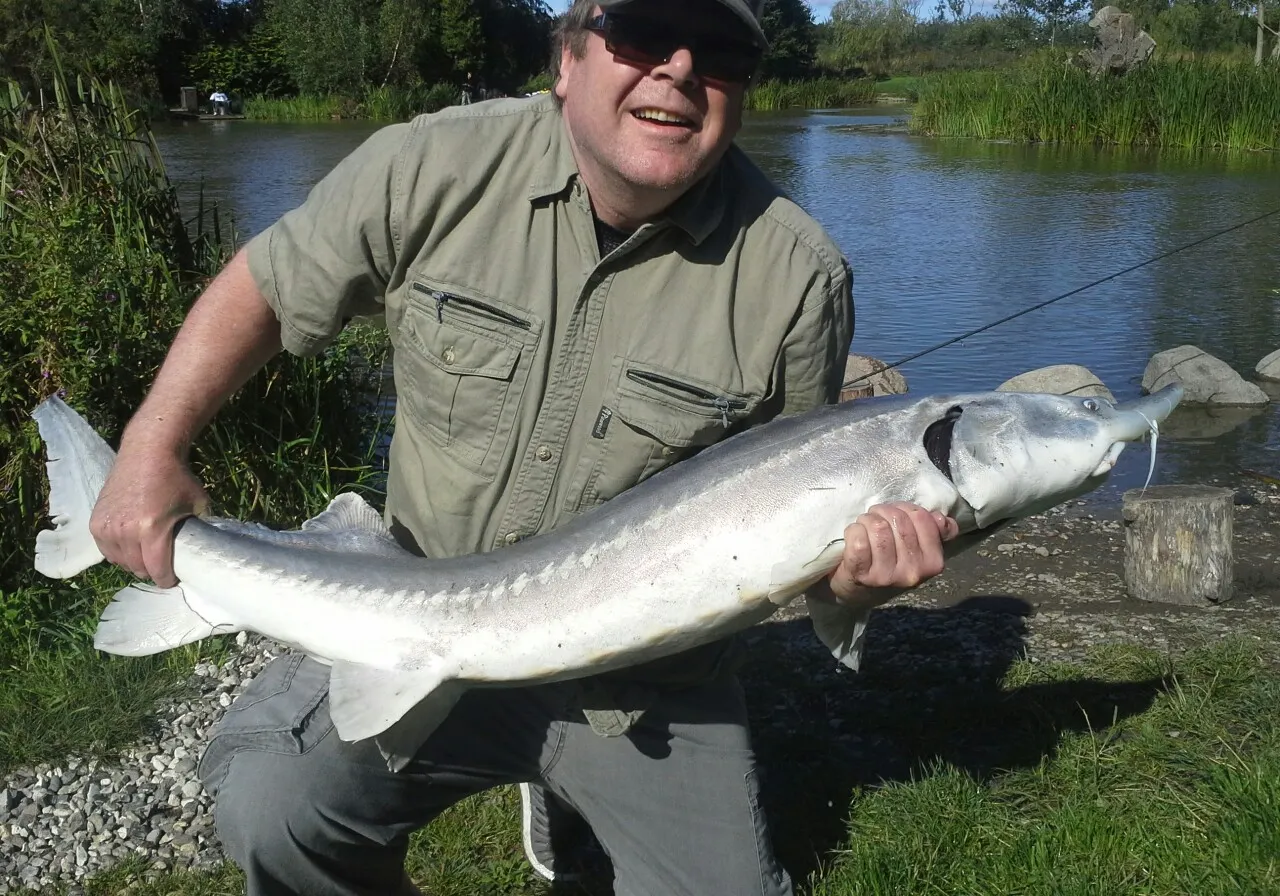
[551,594,1169,895]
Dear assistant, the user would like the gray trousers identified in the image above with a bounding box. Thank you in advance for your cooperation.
[197,653,793,896]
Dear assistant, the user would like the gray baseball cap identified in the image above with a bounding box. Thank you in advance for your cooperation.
[598,0,771,50]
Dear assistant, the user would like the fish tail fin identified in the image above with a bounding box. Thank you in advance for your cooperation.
[94,583,236,656]
[32,396,115,579]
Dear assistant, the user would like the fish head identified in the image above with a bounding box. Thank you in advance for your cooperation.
[928,386,1184,529]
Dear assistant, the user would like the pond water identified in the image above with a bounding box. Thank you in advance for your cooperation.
[152,105,1280,503]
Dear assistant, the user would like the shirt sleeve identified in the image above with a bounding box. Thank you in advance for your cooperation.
[245,122,412,356]
[777,257,855,417]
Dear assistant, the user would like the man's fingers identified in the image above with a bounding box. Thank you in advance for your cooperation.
[140,522,178,588]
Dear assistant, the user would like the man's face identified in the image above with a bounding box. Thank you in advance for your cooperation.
[554,0,756,217]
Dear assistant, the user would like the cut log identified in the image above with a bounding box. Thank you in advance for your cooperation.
[1122,485,1234,606]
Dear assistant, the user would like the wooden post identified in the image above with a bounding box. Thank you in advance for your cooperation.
[1122,485,1234,606]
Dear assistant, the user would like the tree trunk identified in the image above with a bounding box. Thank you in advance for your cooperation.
[1122,485,1234,606]
[1258,2,1266,66]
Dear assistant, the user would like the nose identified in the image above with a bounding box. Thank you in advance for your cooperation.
[650,46,698,86]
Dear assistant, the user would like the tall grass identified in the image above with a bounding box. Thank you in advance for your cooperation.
[912,56,1280,150]
[0,59,390,650]
[745,77,878,111]
[244,83,460,122]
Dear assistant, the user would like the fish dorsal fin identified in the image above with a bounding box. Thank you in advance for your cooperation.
[301,493,393,535]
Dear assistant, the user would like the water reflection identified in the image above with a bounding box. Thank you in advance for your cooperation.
[151,107,1280,502]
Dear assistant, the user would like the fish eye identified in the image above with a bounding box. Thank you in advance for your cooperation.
[1082,399,1099,412]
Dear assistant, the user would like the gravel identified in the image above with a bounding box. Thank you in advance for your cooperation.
[0,633,282,893]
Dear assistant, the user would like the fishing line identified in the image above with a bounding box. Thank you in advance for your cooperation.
[842,205,1280,390]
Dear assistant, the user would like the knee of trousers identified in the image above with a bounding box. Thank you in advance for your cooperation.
[210,747,338,865]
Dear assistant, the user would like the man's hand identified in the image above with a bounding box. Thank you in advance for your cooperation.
[89,446,209,588]
[821,501,959,607]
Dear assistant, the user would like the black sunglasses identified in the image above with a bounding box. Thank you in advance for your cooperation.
[584,13,762,85]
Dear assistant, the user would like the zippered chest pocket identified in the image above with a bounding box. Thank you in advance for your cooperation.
[395,282,541,475]
[566,358,760,513]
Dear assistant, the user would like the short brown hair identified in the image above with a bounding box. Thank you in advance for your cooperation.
[549,0,598,87]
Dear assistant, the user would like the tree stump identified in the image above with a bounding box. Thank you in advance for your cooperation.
[1122,485,1234,606]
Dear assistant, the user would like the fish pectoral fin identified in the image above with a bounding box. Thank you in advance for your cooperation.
[329,658,461,743]
[94,584,237,656]
[768,539,846,606]
[804,596,870,672]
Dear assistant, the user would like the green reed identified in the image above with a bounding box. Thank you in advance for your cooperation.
[912,56,1280,150]
[745,77,879,112]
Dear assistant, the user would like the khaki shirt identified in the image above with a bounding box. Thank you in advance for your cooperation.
[246,94,853,708]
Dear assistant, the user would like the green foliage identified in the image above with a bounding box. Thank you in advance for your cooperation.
[822,0,922,76]
[745,76,879,110]
[187,21,294,97]
[266,0,377,96]
[242,82,458,120]
[911,54,1280,150]
[0,62,390,645]
[759,0,819,81]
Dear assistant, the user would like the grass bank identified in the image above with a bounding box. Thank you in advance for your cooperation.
[20,637,1278,894]
[0,63,389,771]
[911,56,1280,150]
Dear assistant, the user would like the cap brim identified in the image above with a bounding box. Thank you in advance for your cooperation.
[597,0,771,50]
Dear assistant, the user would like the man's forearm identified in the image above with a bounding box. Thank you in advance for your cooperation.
[121,248,284,457]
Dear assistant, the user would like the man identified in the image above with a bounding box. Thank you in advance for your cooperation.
[90,0,957,892]
[209,90,229,115]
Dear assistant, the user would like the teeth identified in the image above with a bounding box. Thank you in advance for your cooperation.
[634,109,688,124]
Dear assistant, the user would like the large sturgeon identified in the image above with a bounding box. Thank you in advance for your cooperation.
[33,386,1182,764]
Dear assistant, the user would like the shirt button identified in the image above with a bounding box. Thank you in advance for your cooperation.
[504,531,521,545]
[661,446,678,457]
[442,347,456,365]
[536,445,553,462]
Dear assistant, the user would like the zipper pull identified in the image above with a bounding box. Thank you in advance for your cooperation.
[714,396,731,428]
[432,291,447,322]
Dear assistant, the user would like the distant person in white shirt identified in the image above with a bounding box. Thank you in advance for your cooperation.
[210,91,229,115]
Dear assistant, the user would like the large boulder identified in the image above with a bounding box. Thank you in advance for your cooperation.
[996,364,1115,402]
[1255,348,1280,382]
[1142,345,1269,406]
[841,354,908,401]
[1075,6,1156,76]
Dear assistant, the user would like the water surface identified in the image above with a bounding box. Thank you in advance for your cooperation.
[152,106,1280,502]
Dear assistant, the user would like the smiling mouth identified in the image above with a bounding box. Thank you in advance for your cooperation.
[632,108,693,127]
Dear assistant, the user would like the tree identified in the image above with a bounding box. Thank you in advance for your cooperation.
[758,0,818,81]
[998,0,1090,44]
[821,0,920,75]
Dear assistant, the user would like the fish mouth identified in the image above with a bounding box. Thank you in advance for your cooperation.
[1098,384,1185,484]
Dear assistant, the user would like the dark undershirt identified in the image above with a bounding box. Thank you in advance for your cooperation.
[594,216,632,258]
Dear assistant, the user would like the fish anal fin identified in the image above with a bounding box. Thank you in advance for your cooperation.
[805,596,870,672]
[329,658,461,744]
[94,584,240,656]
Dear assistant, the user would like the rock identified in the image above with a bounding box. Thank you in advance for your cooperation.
[1142,345,1269,406]
[1256,348,1280,382]
[996,364,1115,401]
[841,353,908,401]
[1075,6,1156,76]
[1160,405,1266,441]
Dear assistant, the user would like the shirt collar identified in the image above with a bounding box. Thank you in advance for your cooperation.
[528,107,728,247]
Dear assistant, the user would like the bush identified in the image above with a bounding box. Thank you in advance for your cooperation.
[0,67,389,645]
